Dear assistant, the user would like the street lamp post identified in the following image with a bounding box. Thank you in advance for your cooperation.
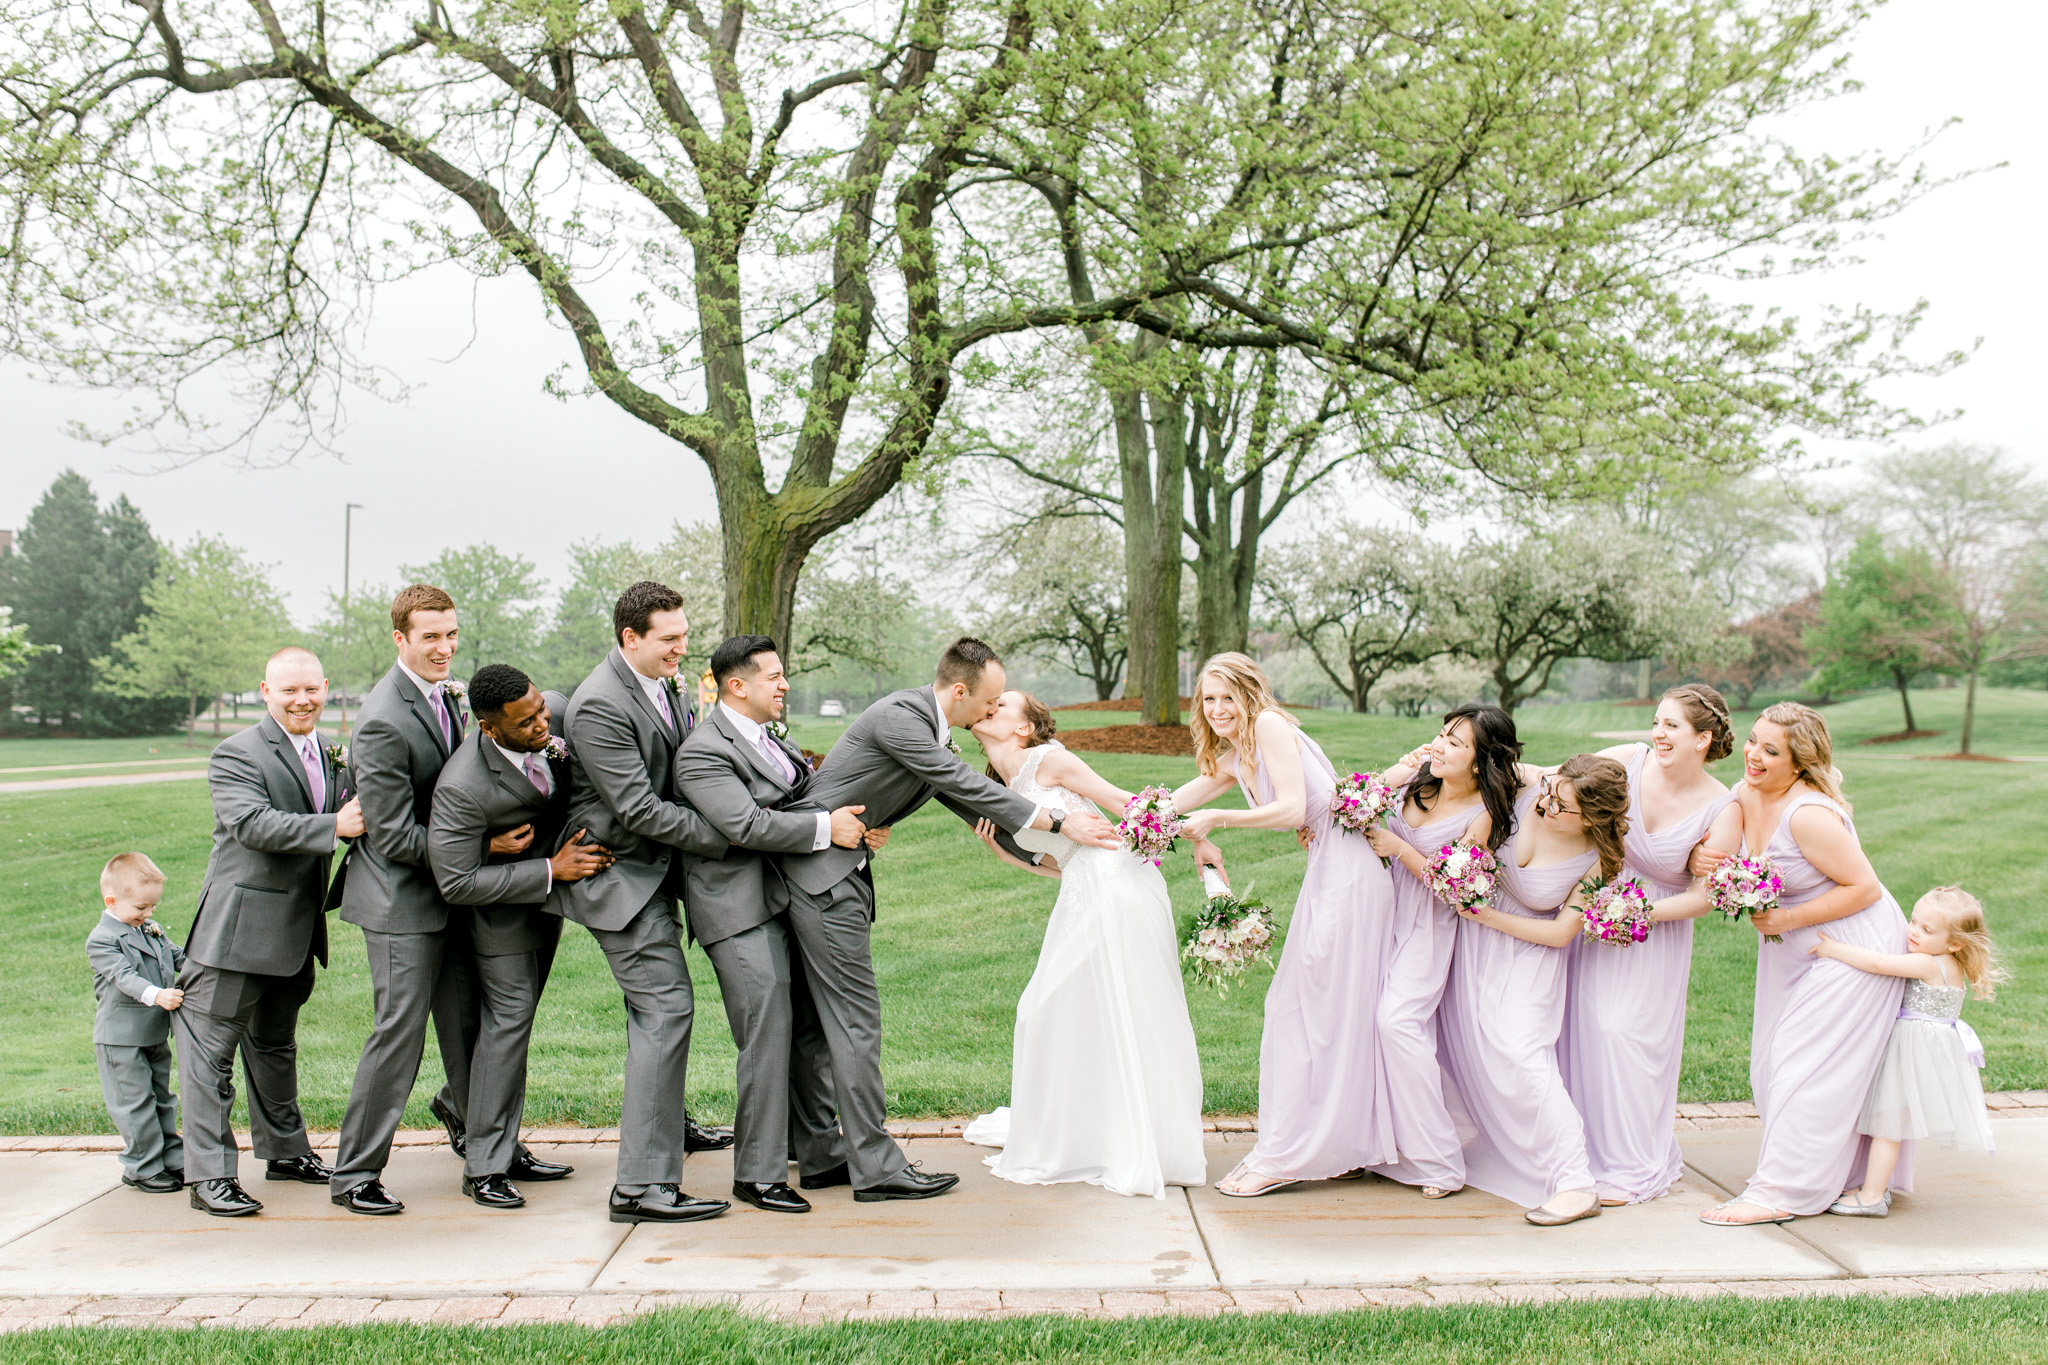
[339,502,364,736]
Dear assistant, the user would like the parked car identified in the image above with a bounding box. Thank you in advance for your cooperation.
[818,699,847,718]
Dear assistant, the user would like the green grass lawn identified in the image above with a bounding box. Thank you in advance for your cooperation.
[7,1295,2048,1363]
[0,687,2041,1133]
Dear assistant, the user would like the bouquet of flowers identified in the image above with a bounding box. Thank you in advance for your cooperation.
[1180,868,1277,995]
[1580,875,1654,948]
[1118,786,1185,865]
[1423,840,1499,916]
[1708,854,1784,943]
[1330,770,1399,866]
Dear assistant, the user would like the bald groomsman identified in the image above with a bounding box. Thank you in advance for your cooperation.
[178,647,362,1217]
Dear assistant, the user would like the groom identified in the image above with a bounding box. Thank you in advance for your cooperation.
[780,638,1119,1201]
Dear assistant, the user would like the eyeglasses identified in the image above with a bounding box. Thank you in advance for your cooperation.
[1536,776,1579,817]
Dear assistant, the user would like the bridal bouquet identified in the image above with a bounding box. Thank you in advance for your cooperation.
[1423,840,1498,916]
[1330,770,1398,866]
[1181,869,1276,995]
[1580,875,1654,948]
[1708,854,1784,943]
[1118,786,1185,866]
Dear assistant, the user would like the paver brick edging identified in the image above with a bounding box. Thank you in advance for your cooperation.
[6,1274,2048,1331]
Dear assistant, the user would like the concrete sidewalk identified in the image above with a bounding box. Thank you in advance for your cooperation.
[3,1112,2046,1331]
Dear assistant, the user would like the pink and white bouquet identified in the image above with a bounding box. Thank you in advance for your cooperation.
[1423,840,1499,916]
[1330,770,1399,865]
[1180,869,1276,995]
[1580,875,1653,948]
[1118,786,1185,866]
[1708,854,1784,944]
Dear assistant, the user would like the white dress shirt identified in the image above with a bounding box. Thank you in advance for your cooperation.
[720,702,832,852]
[489,735,554,890]
[631,665,680,731]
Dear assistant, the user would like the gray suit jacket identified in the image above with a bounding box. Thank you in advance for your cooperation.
[428,692,573,956]
[338,663,465,936]
[186,714,345,977]
[548,649,725,932]
[673,705,823,947]
[781,686,1038,899]
[89,913,185,1046]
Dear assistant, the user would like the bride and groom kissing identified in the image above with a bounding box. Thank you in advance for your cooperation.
[720,634,1225,1208]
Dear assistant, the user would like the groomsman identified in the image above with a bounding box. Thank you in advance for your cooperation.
[551,581,731,1224]
[428,665,613,1208]
[675,635,868,1213]
[779,639,1120,1200]
[329,584,485,1215]
[178,647,362,1217]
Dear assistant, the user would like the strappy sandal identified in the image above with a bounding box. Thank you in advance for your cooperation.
[1699,1198,1795,1226]
[1215,1159,1300,1198]
[1421,1185,1461,1200]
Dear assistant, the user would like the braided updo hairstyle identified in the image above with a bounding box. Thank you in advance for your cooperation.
[1662,683,1735,762]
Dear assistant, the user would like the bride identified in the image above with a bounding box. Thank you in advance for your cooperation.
[959,690,1207,1198]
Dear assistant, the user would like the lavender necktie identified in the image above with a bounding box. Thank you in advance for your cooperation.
[523,751,550,796]
[654,683,676,734]
[298,736,325,810]
[757,729,796,784]
[431,684,454,747]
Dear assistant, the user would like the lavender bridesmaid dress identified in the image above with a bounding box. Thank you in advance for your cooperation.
[1367,798,1485,1192]
[1739,791,1913,1215]
[1232,726,1399,1180]
[1559,747,1732,1202]
[1437,785,1597,1208]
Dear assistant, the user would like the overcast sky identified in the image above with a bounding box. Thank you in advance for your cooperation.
[4,0,2042,621]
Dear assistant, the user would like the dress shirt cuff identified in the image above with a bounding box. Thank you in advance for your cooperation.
[543,861,552,892]
[139,985,159,1008]
[812,812,833,853]
[1027,802,1047,834]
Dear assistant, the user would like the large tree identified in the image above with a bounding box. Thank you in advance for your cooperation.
[1259,524,1449,713]
[1805,533,1946,731]
[973,513,1129,701]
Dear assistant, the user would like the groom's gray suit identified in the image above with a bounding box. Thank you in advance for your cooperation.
[673,704,846,1184]
[779,686,1039,1186]
[548,649,726,1186]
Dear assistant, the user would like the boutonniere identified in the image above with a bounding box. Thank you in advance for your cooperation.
[140,918,165,938]
[325,742,349,769]
[945,737,963,757]
[442,679,467,703]
[544,735,569,762]
[766,719,789,742]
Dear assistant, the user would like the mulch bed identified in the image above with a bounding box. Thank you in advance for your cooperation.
[1054,696,1194,712]
[1861,730,1944,745]
[1058,723,1196,756]
[1912,752,2016,763]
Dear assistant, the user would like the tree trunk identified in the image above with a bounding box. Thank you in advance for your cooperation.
[1960,662,1979,754]
[1890,665,1918,732]
[212,694,222,736]
[184,693,197,747]
[1115,382,1186,727]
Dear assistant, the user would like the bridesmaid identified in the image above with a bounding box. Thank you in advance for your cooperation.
[1360,703,1524,1200]
[1428,753,1630,1226]
[1562,684,1740,1204]
[1172,652,1399,1196]
[1698,702,1912,1226]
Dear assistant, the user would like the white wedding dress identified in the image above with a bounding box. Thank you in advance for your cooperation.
[961,743,1207,1198]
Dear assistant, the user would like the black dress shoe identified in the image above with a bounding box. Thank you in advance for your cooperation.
[799,1162,852,1190]
[331,1179,405,1215]
[608,1184,729,1224]
[189,1177,262,1217]
[684,1114,735,1153]
[855,1165,960,1203]
[463,1173,527,1209]
[508,1151,575,1182]
[732,1181,811,1214]
[123,1171,182,1193]
[429,1092,468,1158]
[266,1153,334,1184]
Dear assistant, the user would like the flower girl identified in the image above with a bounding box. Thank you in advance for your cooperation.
[1811,885,2008,1217]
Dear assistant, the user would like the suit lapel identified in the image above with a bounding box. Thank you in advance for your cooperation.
[394,665,455,759]
[262,716,318,812]
[480,733,547,815]
[713,707,794,791]
[608,650,676,755]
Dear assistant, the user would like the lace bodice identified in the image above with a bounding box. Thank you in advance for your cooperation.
[1901,978,1966,1020]
[1008,743,1100,869]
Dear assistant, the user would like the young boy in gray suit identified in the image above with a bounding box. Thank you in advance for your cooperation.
[87,852,186,1193]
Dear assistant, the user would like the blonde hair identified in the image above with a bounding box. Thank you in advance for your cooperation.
[1755,701,1850,815]
[1190,652,1297,778]
[1917,886,2010,1001]
[100,851,165,903]
[1556,754,1631,883]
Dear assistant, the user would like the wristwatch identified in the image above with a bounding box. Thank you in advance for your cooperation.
[1047,812,1065,836]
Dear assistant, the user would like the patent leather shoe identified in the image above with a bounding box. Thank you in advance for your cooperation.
[190,1177,262,1217]
[266,1153,334,1184]
[732,1181,811,1214]
[123,1170,182,1193]
[331,1179,405,1215]
[608,1184,729,1224]
[798,1162,851,1191]
[508,1151,574,1182]
[854,1165,959,1203]
[684,1114,735,1153]
[429,1092,468,1158]
[463,1173,527,1209]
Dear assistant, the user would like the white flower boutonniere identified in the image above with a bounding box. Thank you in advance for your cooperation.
[442,679,467,702]
[325,742,349,769]
[141,918,165,938]
[945,737,963,757]
[544,735,569,762]
[766,719,789,742]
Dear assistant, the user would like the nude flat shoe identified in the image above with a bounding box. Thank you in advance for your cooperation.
[1525,1196,1602,1227]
